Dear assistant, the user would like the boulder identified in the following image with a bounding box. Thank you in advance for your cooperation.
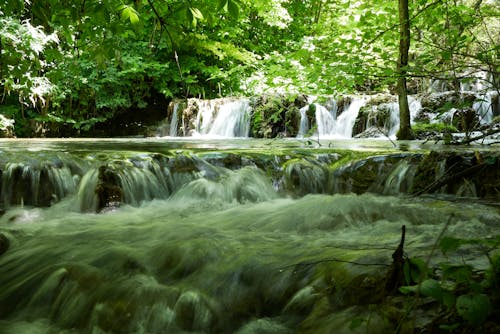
[95,165,123,213]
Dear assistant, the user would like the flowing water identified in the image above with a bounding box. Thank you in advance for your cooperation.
[0,139,498,333]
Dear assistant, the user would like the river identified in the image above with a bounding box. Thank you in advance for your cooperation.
[0,138,498,333]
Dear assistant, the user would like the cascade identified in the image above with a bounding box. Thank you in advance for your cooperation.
[297,105,310,137]
[207,99,251,137]
[315,104,336,136]
[171,98,252,138]
[169,103,179,137]
[385,96,422,138]
[473,91,496,125]
[332,98,365,138]
[297,98,365,138]
[0,140,498,333]
[193,100,217,136]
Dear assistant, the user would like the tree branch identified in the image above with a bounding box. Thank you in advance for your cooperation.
[367,0,443,45]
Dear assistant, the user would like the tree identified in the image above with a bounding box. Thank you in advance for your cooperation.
[397,0,412,140]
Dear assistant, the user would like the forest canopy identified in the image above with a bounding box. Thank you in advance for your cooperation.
[0,0,498,136]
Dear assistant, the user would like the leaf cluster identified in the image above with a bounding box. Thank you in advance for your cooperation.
[400,235,500,330]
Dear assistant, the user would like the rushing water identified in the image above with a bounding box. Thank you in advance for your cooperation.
[0,139,498,333]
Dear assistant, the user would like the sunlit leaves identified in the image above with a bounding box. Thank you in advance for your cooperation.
[227,0,239,19]
[118,4,140,25]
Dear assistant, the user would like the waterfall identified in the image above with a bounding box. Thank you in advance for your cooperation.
[315,104,336,136]
[169,103,179,137]
[1,161,78,208]
[297,98,366,138]
[473,91,495,125]
[207,99,251,137]
[332,98,365,138]
[194,100,217,136]
[385,96,422,138]
[188,98,251,138]
[297,106,310,137]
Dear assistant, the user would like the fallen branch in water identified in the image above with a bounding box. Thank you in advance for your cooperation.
[279,257,390,272]
[450,127,500,145]
[411,162,486,196]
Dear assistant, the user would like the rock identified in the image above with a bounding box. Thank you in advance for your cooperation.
[354,126,386,138]
[352,95,397,136]
[411,151,500,198]
[420,91,476,112]
[453,107,479,132]
[0,233,10,256]
[332,154,416,194]
[283,158,330,195]
[95,165,123,213]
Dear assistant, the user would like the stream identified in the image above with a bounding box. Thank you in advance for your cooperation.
[0,138,498,333]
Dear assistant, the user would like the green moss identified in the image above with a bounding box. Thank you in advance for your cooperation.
[327,150,389,171]
[412,122,458,134]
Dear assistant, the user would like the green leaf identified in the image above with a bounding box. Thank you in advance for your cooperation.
[227,0,239,19]
[119,5,139,25]
[408,258,429,282]
[419,279,443,301]
[439,236,463,254]
[456,294,492,326]
[189,7,204,20]
[218,0,228,11]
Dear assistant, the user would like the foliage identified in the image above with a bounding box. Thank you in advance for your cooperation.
[399,234,500,329]
[0,0,498,136]
[250,95,302,138]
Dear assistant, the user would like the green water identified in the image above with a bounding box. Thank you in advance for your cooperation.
[0,139,498,333]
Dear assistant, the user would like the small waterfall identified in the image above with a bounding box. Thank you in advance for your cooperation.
[315,104,336,136]
[194,100,217,136]
[208,99,251,137]
[189,98,251,137]
[298,98,365,138]
[332,98,365,138]
[385,96,422,138]
[473,92,495,125]
[169,103,179,137]
[1,161,78,208]
[297,106,310,137]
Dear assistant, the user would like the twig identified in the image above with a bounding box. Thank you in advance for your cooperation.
[451,127,500,145]
[279,257,390,272]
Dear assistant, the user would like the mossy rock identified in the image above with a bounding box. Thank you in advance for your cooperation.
[283,158,330,195]
[332,154,413,194]
[452,108,480,132]
[95,165,123,212]
[250,95,305,138]
[420,91,476,112]
[411,151,500,198]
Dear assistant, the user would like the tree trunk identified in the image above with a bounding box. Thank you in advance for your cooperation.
[397,0,412,140]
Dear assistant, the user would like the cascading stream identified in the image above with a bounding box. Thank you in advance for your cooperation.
[0,140,498,333]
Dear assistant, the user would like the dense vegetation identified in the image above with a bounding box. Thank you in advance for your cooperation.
[0,0,498,136]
